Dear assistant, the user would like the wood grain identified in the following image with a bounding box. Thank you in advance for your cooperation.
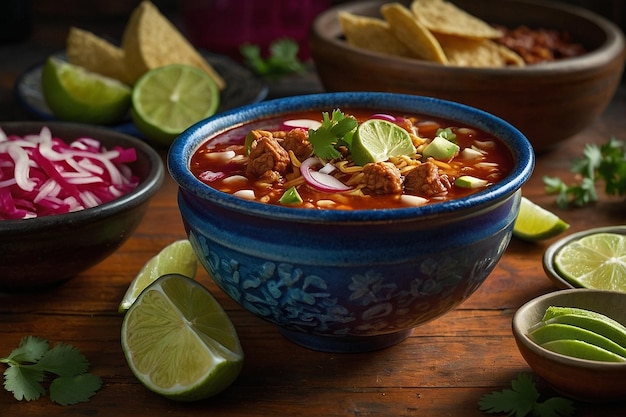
[1,38,625,417]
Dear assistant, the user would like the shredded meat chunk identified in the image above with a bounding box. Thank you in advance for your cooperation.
[362,162,403,195]
[246,133,290,178]
[282,128,313,161]
[403,162,452,197]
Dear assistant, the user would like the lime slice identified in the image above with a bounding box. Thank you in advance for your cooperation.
[513,197,569,241]
[541,306,626,349]
[528,323,626,358]
[41,56,131,125]
[118,239,198,312]
[553,233,626,292]
[351,119,416,166]
[131,64,220,146]
[121,274,244,401]
[540,339,626,362]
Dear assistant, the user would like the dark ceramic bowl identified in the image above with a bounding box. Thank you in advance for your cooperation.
[543,225,626,291]
[168,92,534,352]
[310,0,626,153]
[513,289,626,402]
[0,122,164,291]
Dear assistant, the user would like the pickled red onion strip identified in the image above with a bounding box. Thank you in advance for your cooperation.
[0,127,139,220]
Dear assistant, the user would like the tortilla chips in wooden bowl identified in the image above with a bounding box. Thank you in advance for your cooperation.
[310,0,625,153]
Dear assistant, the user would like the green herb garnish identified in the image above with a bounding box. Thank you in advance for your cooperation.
[479,374,575,417]
[240,38,306,79]
[543,137,626,208]
[1,336,102,405]
[308,109,358,160]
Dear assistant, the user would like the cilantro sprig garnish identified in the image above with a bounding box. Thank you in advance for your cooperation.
[241,38,306,79]
[1,336,102,405]
[479,374,575,417]
[543,137,626,208]
[308,109,358,160]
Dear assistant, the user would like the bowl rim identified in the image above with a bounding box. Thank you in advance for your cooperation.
[0,121,165,231]
[311,0,626,77]
[542,225,626,290]
[512,288,626,370]
[168,92,534,223]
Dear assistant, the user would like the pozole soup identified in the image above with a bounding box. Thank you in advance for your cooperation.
[190,109,513,210]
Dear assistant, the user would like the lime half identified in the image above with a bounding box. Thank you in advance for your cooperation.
[513,197,569,241]
[131,64,220,146]
[121,274,244,401]
[554,233,626,292]
[118,239,198,312]
[41,56,131,125]
[351,119,416,166]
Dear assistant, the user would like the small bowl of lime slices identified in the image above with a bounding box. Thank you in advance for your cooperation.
[513,289,626,402]
[543,226,626,293]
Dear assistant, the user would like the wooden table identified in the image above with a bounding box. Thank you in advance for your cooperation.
[1,13,626,417]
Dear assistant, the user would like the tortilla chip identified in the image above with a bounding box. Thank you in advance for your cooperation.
[339,11,418,58]
[435,33,525,67]
[66,27,133,85]
[411,0,502,39]
[381,3,448,64]
[122,1,225,89]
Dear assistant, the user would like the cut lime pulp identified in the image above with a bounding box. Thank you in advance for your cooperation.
[513,197,569,241]
[118,239,198,312]
[41,56,131,125]
[553,232,626,292]
[350,119,415,166]
[121,274,244,401]
[131,64,220,146]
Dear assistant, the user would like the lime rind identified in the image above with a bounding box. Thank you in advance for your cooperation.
[121,274,243,401]
[541,307,626,349]
[42,57,131,125]
[529,322,626,358]
[118,239,198,312]
[540,339,626,362]
[513,197,569,241]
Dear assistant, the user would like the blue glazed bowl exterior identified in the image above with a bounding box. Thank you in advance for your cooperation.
[168,92,534,352]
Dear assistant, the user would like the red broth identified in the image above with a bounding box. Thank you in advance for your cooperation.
[190,109,513,210]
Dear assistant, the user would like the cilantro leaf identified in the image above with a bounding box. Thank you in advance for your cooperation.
[241,38,305,79]
[1,336,101,405]
[544,137,626,208]
[3,365,46,401]
[34,343,90,376]
[479,374,575,417]
[308,109,357,160]
[50,373,102,405]
[6,336,48,364]
[534,398,577,417]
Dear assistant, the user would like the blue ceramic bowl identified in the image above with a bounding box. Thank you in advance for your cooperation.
[168,92,534,352]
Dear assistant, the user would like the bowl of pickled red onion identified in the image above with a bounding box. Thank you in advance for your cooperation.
[0,121,164,291]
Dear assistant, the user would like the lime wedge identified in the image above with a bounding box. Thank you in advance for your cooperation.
[131,64,220,146]
[553,233,626,292]
[513,197,569,241]
[540,339,626,362]
[118,239,198,312]
[351,119,415,166]
[541,306,626,349]
[121,274,244,401]
[41,56,131,125]
[529,323,626,358]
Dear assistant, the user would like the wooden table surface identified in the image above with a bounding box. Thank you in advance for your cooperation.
[1,8,626,417]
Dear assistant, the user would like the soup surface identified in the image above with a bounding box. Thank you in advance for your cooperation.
[190,109,513,210]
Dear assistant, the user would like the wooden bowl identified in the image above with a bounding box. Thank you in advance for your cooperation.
[512,289,626,402]
[310,0,626,153]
